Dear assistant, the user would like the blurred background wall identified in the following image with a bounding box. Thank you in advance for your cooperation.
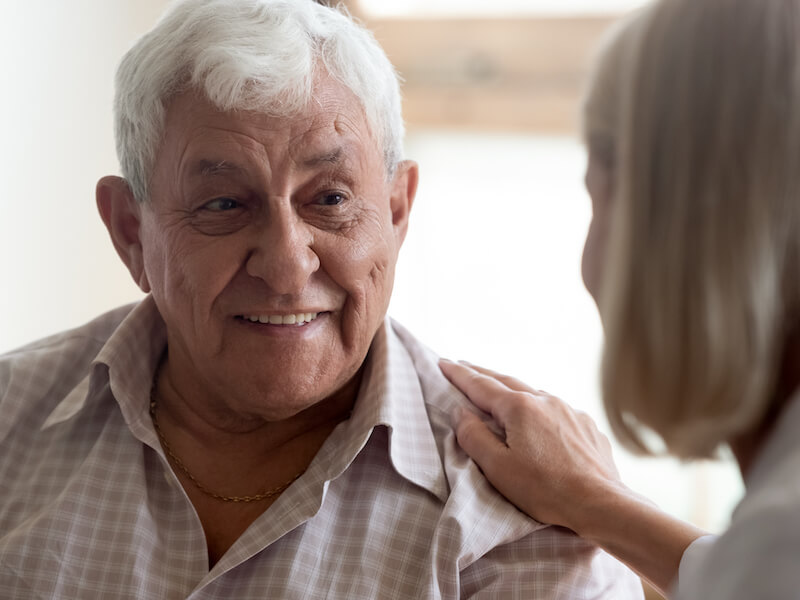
[0,1,167,347]
[1,2,742,584]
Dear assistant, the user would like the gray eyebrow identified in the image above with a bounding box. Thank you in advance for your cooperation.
[192,160,245,177]
[187,149,349,179]
[301,147,343,168]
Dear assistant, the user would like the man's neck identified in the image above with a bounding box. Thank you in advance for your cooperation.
[149,357,363,567]
[153,356,362,458]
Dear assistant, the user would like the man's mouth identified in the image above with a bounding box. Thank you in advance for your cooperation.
[236,312,320,326]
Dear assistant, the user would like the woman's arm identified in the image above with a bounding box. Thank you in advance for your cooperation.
[440,359,706,597]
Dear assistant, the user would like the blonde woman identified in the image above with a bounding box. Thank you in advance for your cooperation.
[441,0,800,598]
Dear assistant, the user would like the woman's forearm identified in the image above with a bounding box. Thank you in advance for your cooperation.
[573,481,706,596]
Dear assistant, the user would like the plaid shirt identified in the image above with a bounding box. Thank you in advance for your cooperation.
[0,296,642,599]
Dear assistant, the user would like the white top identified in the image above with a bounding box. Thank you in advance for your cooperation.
[674,390,800,599]
[0,297,641,599]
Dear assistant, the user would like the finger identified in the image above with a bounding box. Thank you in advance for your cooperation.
[458,361,541,395]
[454,409,508,475]
[440,359,516,418]
[577,410,599,431]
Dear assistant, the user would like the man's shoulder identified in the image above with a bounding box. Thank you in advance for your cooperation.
[384,319,547,543]
[2,303,139,360]
[0,302,140,415]
[386,318,503,440]
[386,318,461,410]
[385,319,644,598]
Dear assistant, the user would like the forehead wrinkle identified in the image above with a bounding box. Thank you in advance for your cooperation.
[192,159,246,178]
[284,103,374,162]
[287,131,359,174]
[174,134,273,188]
[301,147,342,169]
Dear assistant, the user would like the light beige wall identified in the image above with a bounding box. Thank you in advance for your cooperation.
[0,1,169,352]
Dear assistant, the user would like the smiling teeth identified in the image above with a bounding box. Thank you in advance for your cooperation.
[244,312,319,325]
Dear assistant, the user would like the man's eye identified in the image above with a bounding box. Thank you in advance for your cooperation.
[317,192,346,206]
[204,198,240,211]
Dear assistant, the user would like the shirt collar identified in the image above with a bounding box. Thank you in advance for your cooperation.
[338,319,449,502]
[41,296,166,434]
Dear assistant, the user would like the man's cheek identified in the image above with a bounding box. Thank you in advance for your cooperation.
[345,240,394,301]
[334,253,395,348]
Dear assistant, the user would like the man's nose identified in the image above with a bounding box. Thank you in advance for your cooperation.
[245,205,320,295]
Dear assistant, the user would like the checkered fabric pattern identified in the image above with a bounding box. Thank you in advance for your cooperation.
[0,296,642,599]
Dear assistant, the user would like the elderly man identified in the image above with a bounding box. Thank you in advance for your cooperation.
[0,0,642,597]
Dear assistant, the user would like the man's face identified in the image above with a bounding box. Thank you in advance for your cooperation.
[121,77,416,420]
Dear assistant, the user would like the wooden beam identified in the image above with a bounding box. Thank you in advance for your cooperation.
[365,17,616,134]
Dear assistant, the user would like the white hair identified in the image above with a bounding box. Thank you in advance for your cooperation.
[114,0,405,202]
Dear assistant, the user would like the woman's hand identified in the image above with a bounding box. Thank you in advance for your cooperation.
[440,359,706,596]
[439,359,621,533]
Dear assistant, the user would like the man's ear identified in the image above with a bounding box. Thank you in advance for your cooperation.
[389,160,419,246]
[96,176,151,293]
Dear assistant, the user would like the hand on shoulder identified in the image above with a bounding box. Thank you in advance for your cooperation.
[440,359,707,596]
[439,359,622,533]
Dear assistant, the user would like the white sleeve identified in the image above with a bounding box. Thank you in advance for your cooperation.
[673,534,717,597]
[673,509,800,600]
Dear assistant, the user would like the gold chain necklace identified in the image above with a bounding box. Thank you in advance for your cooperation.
[149,379,303,503]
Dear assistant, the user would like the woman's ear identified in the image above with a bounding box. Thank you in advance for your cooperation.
[96,176,151,292]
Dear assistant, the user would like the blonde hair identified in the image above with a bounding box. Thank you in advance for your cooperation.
[597,0,800,458]
[581,9,648,169]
